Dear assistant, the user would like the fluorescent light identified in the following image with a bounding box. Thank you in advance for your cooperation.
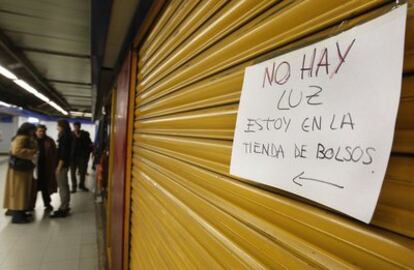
[70,111,92,118]
[14,79,50,102]
[49,101,68,115]
[14,79,37,94]
[6,73,67,115]
[0,101,12,107]
[70,111,83,116]
[33,91,50,103]
[49,101,64,114]
[0,65,17,80]
[28,117,39,123]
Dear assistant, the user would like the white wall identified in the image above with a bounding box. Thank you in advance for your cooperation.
[0,116,18,153]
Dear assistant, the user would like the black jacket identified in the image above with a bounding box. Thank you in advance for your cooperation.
[71,130,92,160]
[57,132,72,168]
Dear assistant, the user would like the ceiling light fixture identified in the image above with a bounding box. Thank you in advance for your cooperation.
[1,63,68,115]
[0,65,17,80]
[70,111,92,118]
[33,91,50,103]
[49,101,68,115]
[28,117,39,123]
[70,111,83,116]
[0,100,12,107]
[14,79,50,103]
[13,79,37,94]
[14,79,70,115]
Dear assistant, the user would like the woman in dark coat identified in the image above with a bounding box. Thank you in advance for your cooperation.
[3,123,37,223]
[35,124,57,211]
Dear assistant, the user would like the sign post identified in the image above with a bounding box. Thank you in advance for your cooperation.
[230,5,407,223]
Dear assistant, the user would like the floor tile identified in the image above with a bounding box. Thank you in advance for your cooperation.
[0,265,40,270]
[0,235,19,252]
[79,258,98,270]
[13,237,50,252]
[81,224,97,234]
[0,161,99,270]
[81,232,97,245]
[1,248,44,268]
[43,244,80,263]
[80,243,98,259]
[39,259,79,270]
[0,251,9,266]
[48,232,82,248]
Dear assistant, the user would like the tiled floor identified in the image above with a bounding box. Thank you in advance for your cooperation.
[0,157,99,270]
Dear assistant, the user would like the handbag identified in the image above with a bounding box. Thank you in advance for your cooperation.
[9,155,35,171]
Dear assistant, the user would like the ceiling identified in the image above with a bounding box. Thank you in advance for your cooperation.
[0,0,91,114]
[91,0,156,118]
[103,0,140,68]
[0,0,156,118]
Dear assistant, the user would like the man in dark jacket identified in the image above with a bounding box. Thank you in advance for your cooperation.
[35,125,57,211]
[70,122,93,192]
[50,119,72,218]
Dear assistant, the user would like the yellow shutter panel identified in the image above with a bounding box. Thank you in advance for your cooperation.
[130,1,414,269]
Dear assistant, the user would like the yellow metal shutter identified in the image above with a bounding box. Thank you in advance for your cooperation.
[130,1,414,269]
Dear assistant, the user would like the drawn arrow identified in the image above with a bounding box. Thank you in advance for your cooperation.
[292,171,344,189]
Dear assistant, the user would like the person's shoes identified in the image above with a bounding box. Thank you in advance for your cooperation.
[11,217,31,224]
[71,189,77,193]
[45,205,53,212]
[79,186,89,192]
[11,211,32,223]
[5,209,13,216]
[49,210,65,218]
[49,209,69,218]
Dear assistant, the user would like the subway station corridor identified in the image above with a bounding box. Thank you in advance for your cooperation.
[0,156,98,270]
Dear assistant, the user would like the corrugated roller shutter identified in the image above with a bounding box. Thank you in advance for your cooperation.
[130,1,414,269]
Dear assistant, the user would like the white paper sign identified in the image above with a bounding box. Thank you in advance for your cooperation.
[230,5,407,223]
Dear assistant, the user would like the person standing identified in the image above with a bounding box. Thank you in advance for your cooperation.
[3,123,37,224]
[70,122,92,192]
[35,125,57,212]
[50,120,72,218]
